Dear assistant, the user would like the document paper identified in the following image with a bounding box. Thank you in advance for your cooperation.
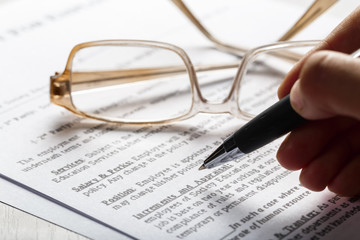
[1,0,359,239]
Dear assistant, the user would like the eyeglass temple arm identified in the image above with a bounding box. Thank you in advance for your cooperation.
[69,62,240,91]
[68,46,302,92]
[171,0,337,47]
[278,0,338,41]
[170,0,247,56]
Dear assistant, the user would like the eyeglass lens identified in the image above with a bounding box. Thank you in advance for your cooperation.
[70,45,193,122]
[238,45,313,116]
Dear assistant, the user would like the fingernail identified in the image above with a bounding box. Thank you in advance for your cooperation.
[290,80,304,113]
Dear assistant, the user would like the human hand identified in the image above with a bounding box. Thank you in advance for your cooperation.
[276,7,360,196]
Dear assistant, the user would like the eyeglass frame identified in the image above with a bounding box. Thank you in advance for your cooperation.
[50,39,321,124]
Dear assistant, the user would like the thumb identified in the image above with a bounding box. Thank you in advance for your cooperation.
[290,51,360,120]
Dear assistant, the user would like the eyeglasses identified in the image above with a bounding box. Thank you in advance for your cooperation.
[50,40,320,124]
[50,1,332,124]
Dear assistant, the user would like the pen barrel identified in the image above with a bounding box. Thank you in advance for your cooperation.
[234,95,306,153]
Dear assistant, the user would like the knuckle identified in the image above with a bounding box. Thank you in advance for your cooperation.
[301,51,333,85]
[298,51,340,101]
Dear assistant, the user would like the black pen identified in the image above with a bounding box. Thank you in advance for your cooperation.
[199,95,307,169]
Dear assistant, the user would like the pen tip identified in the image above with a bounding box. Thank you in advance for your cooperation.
[198,165,206,171]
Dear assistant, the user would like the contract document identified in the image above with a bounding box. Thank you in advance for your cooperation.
[1,0,359,239]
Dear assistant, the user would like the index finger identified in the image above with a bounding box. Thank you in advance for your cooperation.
[278,6,360,98]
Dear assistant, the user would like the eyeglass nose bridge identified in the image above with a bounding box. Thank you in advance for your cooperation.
[195,94,240,116]
[188,68,245,118]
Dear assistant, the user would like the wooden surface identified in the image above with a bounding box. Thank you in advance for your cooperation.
[0,202,88,240]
